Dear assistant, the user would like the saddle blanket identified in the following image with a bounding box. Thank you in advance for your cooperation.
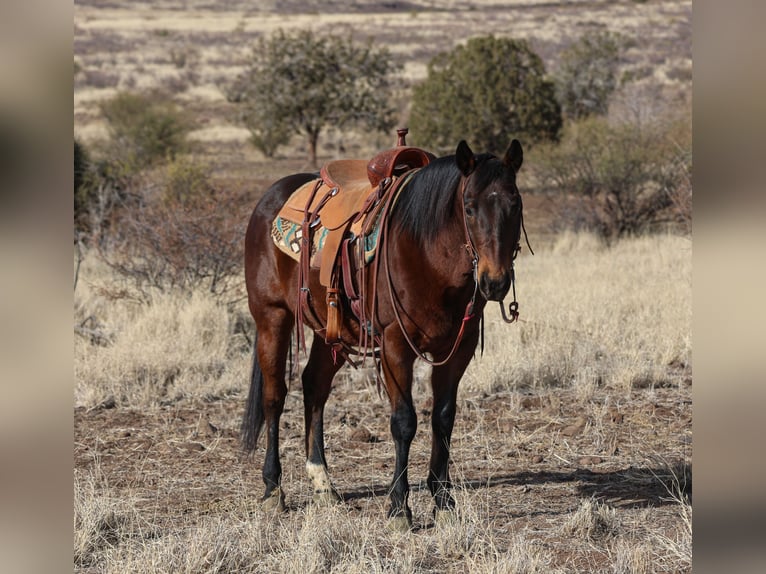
[270,209,383,267]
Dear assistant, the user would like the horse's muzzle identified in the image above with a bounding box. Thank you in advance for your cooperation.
[479,271,511,302]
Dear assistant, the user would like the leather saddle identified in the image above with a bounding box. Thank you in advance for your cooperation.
[274,129,434,350]
[277,130,435,287]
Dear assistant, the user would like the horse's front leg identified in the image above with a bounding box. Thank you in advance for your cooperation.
[380,328,417,531]
[428,328,480,523]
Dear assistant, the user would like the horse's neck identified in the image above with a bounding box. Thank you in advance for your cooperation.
[401,205,474,290]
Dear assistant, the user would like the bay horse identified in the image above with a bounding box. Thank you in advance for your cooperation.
[242,139,527,530]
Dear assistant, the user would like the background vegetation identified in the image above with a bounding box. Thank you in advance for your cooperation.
[74,1,691,572]
[225,29,399,166]
[409,36,562,155]
[554,30,624,120]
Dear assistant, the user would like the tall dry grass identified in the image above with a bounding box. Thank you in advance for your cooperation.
[462,230,691,395]
[74,250,251,409]
[74,231,691,572]
[75,231,690,409]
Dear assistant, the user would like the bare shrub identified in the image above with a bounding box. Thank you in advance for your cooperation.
[554,30,624,120]
[74,139,135,240]
[533,113,691,240]
[101,182,248,302]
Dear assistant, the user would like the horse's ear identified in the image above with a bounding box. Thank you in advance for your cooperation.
[502,139,523,172]
[455,140,476,176]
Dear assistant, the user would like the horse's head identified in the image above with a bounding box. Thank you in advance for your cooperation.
[456,139,524,302]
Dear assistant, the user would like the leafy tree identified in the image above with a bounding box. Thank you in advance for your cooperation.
[99,91,194,173]
[408,36,561,155]
[554,30,623,119]
[227,29,399,166]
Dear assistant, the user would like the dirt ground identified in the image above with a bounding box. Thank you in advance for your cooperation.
[74,2,692,568]
[74,364,691,569]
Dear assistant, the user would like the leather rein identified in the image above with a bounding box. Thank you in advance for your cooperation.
[381,170,532,367]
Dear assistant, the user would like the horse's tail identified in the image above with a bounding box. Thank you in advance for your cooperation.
[241,331,265,453]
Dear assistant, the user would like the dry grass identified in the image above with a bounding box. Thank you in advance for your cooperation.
[75,232,690,409]
[73,463,691,573]
[462,231,691,395]
[74,2,691,570]
[74,231,691,572]
[74,251,251,409]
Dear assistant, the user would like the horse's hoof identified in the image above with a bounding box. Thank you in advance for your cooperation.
[261,488,286,513]
[312,489,341,507]
[434,508,458,527]
[386,514,413,533]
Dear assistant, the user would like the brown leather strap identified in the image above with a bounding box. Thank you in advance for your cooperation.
[378,174,479,366]
[296,179,325,355]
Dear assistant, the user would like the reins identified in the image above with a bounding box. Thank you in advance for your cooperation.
[380,171,530,366]
[499,201,533,324]
[380,177,478,367]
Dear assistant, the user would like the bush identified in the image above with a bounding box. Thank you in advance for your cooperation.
[77,92,196,239]
[101,177,249,302]
[161,156,214,205]
[534,114,691,240]
[409,36,562,155]
[74,139,132,240]
[554,30,624,120]
[99,91,194,174]
[227,29,398,165]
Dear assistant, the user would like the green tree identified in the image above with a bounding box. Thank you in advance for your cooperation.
[554,30,623,120]
[227,29,399,166]
[409,36,561,155]
[99,91,194,173]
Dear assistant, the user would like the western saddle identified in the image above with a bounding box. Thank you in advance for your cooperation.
[273,128,435,358]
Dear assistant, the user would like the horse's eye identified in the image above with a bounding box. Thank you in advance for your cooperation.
[465,206,475,218]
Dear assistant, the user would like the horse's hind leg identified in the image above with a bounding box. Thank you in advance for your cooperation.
[302,336,344,505]
[243,307,292,512]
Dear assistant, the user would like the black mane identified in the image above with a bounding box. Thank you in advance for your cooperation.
[392,152,498,245]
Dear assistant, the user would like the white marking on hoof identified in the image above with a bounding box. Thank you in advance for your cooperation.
[305,460,339,504]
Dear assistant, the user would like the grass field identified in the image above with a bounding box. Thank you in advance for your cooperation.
[74,1,692,571]
[74,232,691,572]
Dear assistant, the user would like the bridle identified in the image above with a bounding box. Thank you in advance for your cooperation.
[382,166,532,366]
[458,174,533,325]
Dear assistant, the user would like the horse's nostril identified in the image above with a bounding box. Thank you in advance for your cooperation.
[479,272,511,301]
